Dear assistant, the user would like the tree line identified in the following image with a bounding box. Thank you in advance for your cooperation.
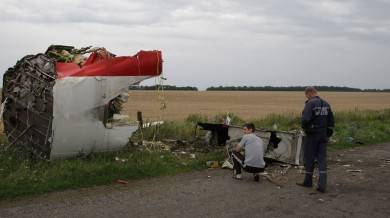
[129,85,198,91]
[206,86,390,92]
[128,85,389,92]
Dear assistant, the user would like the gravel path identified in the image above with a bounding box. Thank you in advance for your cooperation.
[1,143,390,218]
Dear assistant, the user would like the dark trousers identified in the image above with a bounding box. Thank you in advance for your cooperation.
[231,151,264,174]
[303,131,328,190]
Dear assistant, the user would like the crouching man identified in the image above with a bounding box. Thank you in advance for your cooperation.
[232,123,266,181]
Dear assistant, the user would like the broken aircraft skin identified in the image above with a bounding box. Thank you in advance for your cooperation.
[198,123,304,165]
[2,45,163,159]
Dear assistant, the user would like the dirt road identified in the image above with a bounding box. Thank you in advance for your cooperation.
[1,143,390,218]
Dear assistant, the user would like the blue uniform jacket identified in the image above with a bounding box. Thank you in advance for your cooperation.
[301,96,334,132]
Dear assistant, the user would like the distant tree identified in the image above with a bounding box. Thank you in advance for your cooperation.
[206,86,388,92]
[129,85,198,91]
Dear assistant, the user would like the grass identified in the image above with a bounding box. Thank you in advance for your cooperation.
[251,109,390,150]
[135,112,244,141]
[0,109,389,200]
[0,148,224,200]
[141,109,390,150]
[330,109,390,149]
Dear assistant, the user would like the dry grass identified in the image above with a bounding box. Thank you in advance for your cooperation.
[123,91,390,121]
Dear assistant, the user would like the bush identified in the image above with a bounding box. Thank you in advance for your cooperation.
[185,113,209,124]
[132,121,197,141]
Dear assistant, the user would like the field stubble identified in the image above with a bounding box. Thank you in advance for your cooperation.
[123,91,390,121]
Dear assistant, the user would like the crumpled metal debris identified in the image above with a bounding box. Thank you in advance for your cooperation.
[46,45,112,66]
[2,54,56,159]
[115,156,128,163]
[131,139,207,160]
[280,164,292,176]
[221,159,233,169]
[206,161,219,168]
[347,169,362,173]
[380,158,390,164]
[116,179,129,185]
[137,140,171,152]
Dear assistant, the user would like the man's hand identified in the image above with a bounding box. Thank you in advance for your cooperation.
[326,128,334,137]
[234,143,242,152]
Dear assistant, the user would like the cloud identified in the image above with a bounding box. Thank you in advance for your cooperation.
[0,0,389,89]
[1,0,390,42]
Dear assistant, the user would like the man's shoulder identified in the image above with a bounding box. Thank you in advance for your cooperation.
[245,133,258,138]
[246,134,263,144]
[242,133,257,141]
[307,96,331,107]
[307,96,321,104]
[321,98,331,106]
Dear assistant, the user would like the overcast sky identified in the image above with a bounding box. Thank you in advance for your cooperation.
[0,0,389,90]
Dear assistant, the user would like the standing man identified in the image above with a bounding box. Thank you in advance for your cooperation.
[232,123,266,181]
[297,87,334,193]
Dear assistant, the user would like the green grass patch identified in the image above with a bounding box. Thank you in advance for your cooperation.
[253,109,390,149]
[0,148,224,200]
[329,109,390,149]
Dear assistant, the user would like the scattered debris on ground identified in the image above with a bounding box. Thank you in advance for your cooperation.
[221,160,233,169]
[115,157,128,163]
[206,161,219,168]
[116,179,129,185]
[346,169,363,173]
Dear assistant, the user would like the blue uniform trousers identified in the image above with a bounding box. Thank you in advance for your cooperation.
[303,131,328,190]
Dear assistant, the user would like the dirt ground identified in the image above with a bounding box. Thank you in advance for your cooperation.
[123,91,390,121]
[1,143,389,218]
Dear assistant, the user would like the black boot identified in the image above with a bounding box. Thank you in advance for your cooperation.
[317,172,327,193]
[316,187,325,193]
[297,173,313,188]
[296,182,312,188]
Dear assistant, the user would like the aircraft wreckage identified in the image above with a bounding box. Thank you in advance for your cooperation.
[198,123,304,165]
[2,45,162,159]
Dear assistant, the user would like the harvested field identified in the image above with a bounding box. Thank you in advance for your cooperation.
[123,91,390,121]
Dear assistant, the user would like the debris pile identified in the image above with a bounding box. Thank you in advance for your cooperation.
[127,137,218,159]
[46,45,114,66]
